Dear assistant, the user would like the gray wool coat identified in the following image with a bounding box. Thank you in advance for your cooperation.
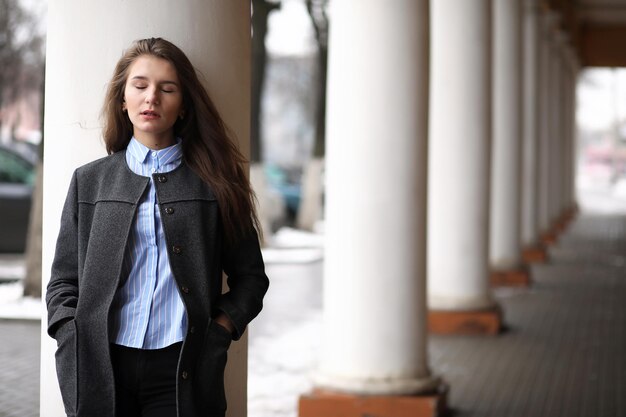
[46,150,269,417]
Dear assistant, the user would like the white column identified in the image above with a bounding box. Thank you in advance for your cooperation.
[316,0,437,395]
[563,46,577,211]
[429,0,494,310]
[41,2,251,417]
[521,0,541,248]
[490,0,524,270]
[560,45,572,214]
[537,11,553,234]
[569,55,581,208]
[548,29,564,223]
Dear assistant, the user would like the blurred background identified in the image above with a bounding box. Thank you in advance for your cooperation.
[2,1,626,417]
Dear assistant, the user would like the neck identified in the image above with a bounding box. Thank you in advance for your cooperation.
[133,132,176,150]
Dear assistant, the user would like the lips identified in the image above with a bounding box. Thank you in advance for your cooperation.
[140,110,160,120]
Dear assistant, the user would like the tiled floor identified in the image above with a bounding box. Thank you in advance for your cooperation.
[429,214,626,416]
[0,319,40,417]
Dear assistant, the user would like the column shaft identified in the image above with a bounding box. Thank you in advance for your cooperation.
[560,45,571,215]
[317,0,436,395]
[490,0,524,270]
[562,46,577,212]
[537,12,553,234]
[548,30,563,223]
[41,3,251,417]
[568,56,580,208]
[428,0,494,309]
[521,0,541,248]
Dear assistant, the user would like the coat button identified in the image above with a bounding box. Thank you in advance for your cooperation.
[181,286,189,294]
[165,207,175,215]
[172,245,182,254]
[181,371,189,380]
[190,326,196,334]
[157,175,167,183]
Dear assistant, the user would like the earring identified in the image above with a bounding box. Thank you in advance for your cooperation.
[179,111,185,120]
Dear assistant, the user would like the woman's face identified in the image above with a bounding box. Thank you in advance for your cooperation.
[123,54,184,148]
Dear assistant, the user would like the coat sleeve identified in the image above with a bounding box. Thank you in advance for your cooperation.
[45,170,80,338]
[216,226,269,340]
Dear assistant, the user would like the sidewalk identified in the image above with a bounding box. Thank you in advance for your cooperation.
[428,213,626,416]
[0,254,42,417]
[0,319,40,417]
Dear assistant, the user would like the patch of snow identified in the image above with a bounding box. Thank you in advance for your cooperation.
[249,311,322,417]
[612,178,626,198]
[0,254,26,282]
[0,281,42,320]
[262,248,323,264]
[270,227,324,249]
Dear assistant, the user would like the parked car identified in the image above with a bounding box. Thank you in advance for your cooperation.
[0,143,37,253]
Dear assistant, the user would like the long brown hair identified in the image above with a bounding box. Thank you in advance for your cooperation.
[102,37,260,243]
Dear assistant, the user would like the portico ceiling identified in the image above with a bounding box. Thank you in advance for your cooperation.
[560,0,626,66]
[577,0,626,26]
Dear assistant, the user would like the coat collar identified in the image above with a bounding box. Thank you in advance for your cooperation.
[77,150,216,205]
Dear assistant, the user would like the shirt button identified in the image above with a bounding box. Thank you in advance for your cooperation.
[181,371,189,380]
[151,167,157,173]
[151,151,157,157]
[181,286,189,294]
[158,175,167,183]
[172,245,182,254]
[165,207,175,215]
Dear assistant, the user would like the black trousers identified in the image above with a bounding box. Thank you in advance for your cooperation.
[111,342,182,417]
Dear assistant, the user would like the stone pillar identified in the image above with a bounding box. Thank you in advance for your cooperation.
[428,0,501,335]
[548,29,564,229]
[537,11,553,241]
[299,1,447,416]
[567,54,581,211]
[520,0,547,264]
[490,0,529,287]
[41,2,251,417]
[562,46,578,220]
[539,10,557,244]
[559,44,574,225]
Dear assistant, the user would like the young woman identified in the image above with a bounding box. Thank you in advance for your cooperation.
[46,38,269,417]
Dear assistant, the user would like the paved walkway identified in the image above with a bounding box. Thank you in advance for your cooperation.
[0,319,40,417]
[1,212,625,417]
[429,213,626,417]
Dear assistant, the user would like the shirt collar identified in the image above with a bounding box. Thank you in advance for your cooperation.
[127,136,183,165]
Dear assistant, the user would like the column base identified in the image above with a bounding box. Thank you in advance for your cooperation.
[559,206,578,229]
[428,305,502,335]
[552,218,568,234]
[549,206,578,240]
[299,384,448,417]
[540,229,558,246]
[522,245,548,263]
[491,266,531,287]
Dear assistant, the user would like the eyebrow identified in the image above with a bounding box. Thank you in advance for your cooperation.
[130,76,179,86]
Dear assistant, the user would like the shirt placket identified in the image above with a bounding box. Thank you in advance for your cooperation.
[143,150,161,347]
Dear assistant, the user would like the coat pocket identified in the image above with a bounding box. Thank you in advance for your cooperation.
[193,320,233,413]
[54,320,78,416]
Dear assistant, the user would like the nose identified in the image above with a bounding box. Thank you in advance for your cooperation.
[145,87,159,104]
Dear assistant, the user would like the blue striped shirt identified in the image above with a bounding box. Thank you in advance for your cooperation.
[110,137,187,349]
